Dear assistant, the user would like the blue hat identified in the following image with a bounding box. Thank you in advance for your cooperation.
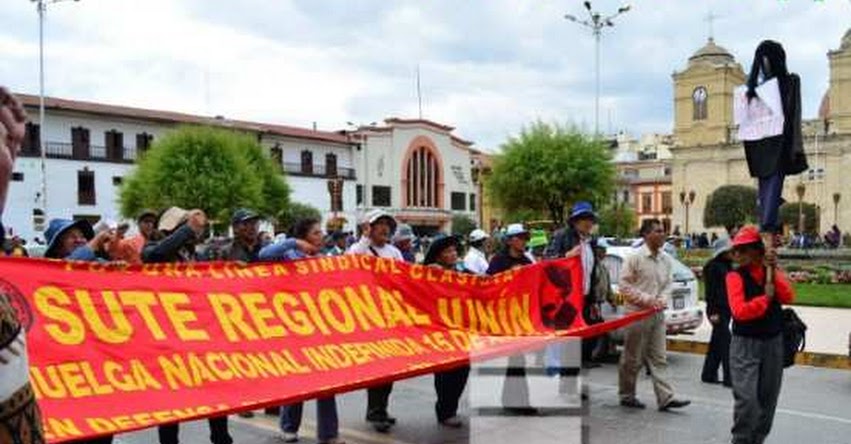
[231,208,261,225]
[44,218,94,259]
[569,201,597,221]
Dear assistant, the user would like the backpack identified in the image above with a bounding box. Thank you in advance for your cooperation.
[782,308,807,368]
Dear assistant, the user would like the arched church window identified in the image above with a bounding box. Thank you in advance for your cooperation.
[406,145,440,208]
[693,86,708,121]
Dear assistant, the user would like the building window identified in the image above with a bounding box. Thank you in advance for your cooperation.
[22,123,40,155]
[326,153,338,177]
[451,192,466,211]
[641,192,653,214]
[372,186,391,207]
[78,170,96,206]
[470,193,476,211]
[136,132,153,155]
[692,86,708,121]
[661,191,672,213]
[71,127,90,159]
[270,144,283,169]
[356,185,363,205]
[112,176,123,186]
[105,130,124,161]
[11,172,23,182]
[405,145,441,208]
[622,190,630,204]
[300,151,313,174]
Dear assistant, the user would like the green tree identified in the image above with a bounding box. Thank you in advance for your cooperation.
[486,122,615,226]
[451,214,477,237]
[276,202,322,234]
[119,126,289,232]
[598,202,637,238]
[779,202,818,233]
[703,185,758,233]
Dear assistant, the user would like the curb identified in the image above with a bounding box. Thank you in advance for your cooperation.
[667,339,851,370]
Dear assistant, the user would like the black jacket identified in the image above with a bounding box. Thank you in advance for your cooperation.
[743,74,808,178]
[142,225,199,264]
[546,226,597,299]
[703,255,733,319]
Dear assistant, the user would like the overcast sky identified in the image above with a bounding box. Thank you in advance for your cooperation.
[1,0,849,150]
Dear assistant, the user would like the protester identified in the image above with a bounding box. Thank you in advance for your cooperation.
[109,210,157,264]
[590,238,616,360]
[463,229,490,275]
[5,235,28,257]
[346,210,403,432]
[0,86,47,444]
[726,225,795,444]
[547,202,601,368]
[618,219,691,411]
[259,217,346,444]
[323,230,349,256]
[392,223,417,263]
[701,237,734,387]
[423,234,470,427]
[142,207,233,444]
[487,223,537,415]
[203,208,265,262]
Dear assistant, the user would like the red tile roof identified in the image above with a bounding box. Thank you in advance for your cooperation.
[16,93,352,145]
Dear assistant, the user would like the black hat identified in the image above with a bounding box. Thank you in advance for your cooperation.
[424,234,461,266]
[231,208,261,225]
[136,209,158,223]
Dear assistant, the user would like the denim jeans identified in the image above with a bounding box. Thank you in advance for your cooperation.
[280,397,338,442]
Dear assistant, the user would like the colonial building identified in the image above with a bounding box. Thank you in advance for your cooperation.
[350,119,480,235]
[612,133,674,233]
[670,31,851,235]
[7,94,358,242]
[6,94,482,242]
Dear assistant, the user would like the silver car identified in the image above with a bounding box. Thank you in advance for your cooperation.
[601,246,704,336]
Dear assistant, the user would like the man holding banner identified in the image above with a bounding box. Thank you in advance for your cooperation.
[0,86,46,444]
[346,209,403,432]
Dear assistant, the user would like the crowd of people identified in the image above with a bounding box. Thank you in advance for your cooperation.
[0,86,799,444]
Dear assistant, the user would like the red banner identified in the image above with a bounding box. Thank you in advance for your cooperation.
[0,256,651,442]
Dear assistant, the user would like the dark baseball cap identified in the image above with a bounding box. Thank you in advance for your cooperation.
[231,208,261,225]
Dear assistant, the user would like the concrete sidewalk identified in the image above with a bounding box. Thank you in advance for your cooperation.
[674,302,850,356]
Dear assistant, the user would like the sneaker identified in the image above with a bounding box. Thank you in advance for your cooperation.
[620,398,646,409]
[367,418,392,433]
[659,398,691,411]
[279,432,298,443]
[237,411,255,418]
[439,416,464,428]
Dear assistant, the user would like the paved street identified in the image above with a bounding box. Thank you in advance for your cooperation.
[111,351,851,444]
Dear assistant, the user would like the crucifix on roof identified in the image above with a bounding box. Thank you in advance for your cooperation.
[705,10,719,41]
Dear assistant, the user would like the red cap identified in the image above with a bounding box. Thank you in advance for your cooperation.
[732,225,762,248]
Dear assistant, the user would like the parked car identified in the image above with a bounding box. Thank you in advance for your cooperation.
[600,245,704,336]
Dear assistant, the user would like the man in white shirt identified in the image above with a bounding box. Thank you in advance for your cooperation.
[463,229,490,275]
[346,210,402,432]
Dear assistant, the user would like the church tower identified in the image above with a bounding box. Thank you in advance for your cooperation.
[826,29,851,134]
[672,38,746,147]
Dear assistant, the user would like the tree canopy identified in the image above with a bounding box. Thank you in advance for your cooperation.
[779,202,818,233]
[598,202,637,238]
[703,185,758,233]
[486,122,615,226]
[119,126,290,231]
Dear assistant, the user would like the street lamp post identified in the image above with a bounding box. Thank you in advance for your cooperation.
[565,2,631,136]
[679,189,696,236]
[796,182,806,234]
[33,0,80,215]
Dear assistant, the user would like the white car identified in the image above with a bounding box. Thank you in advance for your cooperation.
[601,246,704,336]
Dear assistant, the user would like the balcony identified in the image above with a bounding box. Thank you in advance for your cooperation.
[20,142,137,164]
[283,162,356,180]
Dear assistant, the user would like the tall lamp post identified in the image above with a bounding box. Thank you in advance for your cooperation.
[796,182,806,234]
[32,0,80,215]
[679,189,696,235]
[565,1,631,136]
[833,192,841,226]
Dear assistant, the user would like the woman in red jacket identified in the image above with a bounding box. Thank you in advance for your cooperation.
[726,225,794,444]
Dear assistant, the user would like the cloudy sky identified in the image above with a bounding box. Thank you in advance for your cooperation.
[1,0,849,150]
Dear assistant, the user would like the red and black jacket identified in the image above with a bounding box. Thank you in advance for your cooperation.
[725,264,795,338]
